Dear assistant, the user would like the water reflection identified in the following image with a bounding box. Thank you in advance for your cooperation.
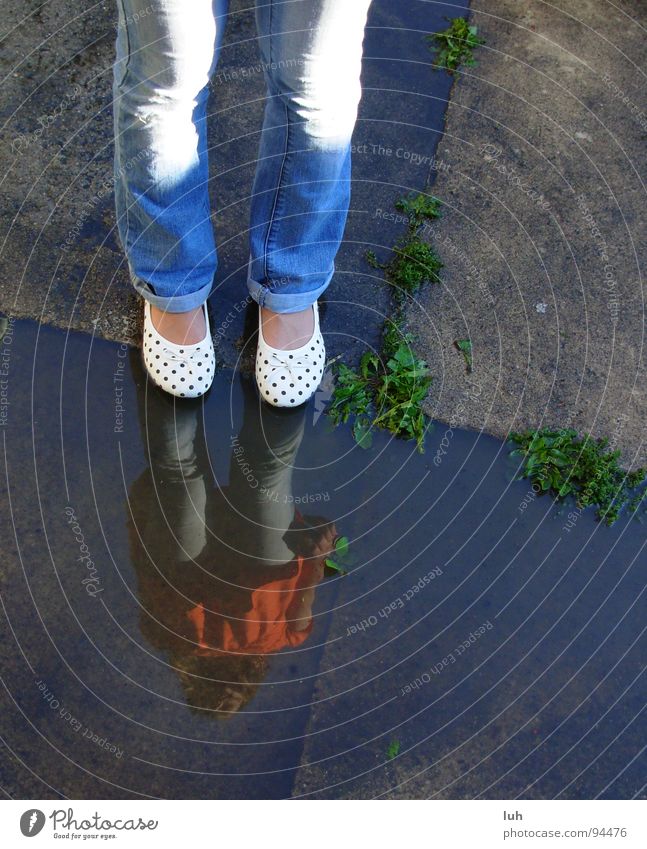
[127,366,338,719]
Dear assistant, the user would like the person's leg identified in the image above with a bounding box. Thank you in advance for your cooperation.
[113,0,229,344]
[249,0,373,349]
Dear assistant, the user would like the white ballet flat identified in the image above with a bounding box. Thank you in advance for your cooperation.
[142,300,215,399]
[255,301,326,408]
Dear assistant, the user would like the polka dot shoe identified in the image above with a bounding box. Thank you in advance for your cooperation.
[142,300,215,399]
[256,301,326,408]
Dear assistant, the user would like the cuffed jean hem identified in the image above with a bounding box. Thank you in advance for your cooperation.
[246,256,333,314]
[131,273,213,313]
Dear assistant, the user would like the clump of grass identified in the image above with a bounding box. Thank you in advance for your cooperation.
[328,190,440,452]
[366,191,443,295]
[386,739,401,760]
[327,333,433,453]
[509,428,647,525]
[425,16,485,73]
[454,338,473,372]
[395,192,443,227]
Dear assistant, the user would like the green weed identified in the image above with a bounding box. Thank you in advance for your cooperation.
[329,190,440,451]
[454,338,473,372]
[327,334,433,453]
[509,428,647,525]
[425,17,485,73]
[386,739,401,760]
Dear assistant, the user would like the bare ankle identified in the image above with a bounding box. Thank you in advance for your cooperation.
[150,304,206,346]
[261,305,314,350]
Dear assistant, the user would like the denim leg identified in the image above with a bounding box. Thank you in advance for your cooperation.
[247,0,372,314]
[113,0,229,313]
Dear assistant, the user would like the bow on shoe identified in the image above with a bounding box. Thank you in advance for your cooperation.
[161,346,204,376]
[267,350,314,382]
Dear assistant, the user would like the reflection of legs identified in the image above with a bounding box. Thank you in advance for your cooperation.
[248,0,372,347]
[226,376,307,565]
[133,372,212,563]
[113,0,229,343]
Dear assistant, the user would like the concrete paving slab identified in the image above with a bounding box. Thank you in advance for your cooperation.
[404,0,646,469]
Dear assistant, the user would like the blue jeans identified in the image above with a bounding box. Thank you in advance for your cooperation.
[113,0,372,314]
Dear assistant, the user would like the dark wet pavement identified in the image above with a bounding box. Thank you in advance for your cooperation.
[1,318,645,800]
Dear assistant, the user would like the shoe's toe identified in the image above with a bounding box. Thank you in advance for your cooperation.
[142,302,215,399]
[255,304,326,408]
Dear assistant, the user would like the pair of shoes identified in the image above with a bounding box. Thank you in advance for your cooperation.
[255,301,326,408]
[141,300,215,398]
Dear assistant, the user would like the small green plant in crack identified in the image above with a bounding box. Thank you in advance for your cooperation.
[327,332,433,453]
[425,17,485,74]
[454,338,473,372]
[329,190,439,451]
[395,191,442,228]
[509,428,647,525]
[386,739,401,760]
[365,191,443,296]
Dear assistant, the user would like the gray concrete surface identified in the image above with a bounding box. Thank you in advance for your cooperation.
[405,0,646,470]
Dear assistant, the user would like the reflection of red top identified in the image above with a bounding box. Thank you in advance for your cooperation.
[185,555,315,656]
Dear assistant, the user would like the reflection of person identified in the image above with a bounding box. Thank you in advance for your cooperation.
[127,360,338,717]
[113,0,373,405]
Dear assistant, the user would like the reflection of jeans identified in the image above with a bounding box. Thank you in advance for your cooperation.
[113,0,372,314]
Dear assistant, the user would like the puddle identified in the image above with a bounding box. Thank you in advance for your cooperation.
[1,318,645,800]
